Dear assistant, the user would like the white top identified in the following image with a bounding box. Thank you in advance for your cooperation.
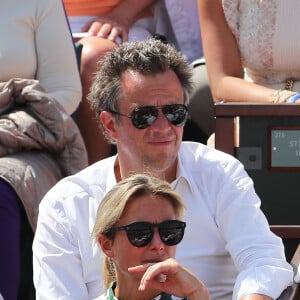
[0,0,82,115]
[93,284,183,300]
[33,142,293,300]
[222,0,300,86]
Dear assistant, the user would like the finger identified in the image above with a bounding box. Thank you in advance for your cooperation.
[97,23,113,38]
[139,271,169,292]
[139,264,169,289]
[86,22,103,36]
[128,263,154,273]
[138,259,181,288]
[128,263,169,291]
[107,27,124,42]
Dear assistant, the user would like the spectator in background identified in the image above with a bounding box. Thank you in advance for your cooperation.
[154,0,215,142]
[0,0,87,299]
[198,0,300,105]
[33,38,293,300]
[92,174,210,300]
[64,0,158,164]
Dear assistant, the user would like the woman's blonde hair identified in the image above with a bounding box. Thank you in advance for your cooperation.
[92,173,185,288]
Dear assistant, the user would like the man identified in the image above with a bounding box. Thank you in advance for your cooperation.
[33,39,293,300]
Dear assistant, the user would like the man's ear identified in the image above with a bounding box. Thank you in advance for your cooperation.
[98,234,114,258]
[100,111,119,141]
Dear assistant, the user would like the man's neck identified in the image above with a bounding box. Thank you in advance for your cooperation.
[114,157,177,183]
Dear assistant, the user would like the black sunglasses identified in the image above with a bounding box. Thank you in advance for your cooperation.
[106,220,186,248]
[109,104,188,129]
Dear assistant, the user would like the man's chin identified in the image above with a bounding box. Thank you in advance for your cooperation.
[143,154,177,173]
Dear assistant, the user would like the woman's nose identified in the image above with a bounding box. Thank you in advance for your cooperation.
[149,229,165,251]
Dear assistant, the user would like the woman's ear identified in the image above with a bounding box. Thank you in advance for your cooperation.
[100,111,119,141]
[98,234,114,258]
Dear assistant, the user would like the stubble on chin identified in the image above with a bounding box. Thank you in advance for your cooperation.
[140,152,178,181]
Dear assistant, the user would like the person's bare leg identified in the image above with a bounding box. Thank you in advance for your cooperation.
[77,37,117,164]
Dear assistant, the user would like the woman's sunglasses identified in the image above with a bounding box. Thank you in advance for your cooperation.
[109,104,188,129]
[106,220,186,248]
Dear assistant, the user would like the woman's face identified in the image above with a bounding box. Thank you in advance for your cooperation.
[102,194,178,284]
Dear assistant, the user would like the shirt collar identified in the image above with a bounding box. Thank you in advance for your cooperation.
[105,155,118,193]
[106,154,194,194]
[172,152,194,194]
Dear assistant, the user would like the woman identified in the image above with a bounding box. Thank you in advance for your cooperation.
[198,0,300,104]
[92,174,210,300]
[0,0,87,298]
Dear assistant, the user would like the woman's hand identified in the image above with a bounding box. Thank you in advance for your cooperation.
[128,258,210,300]
[81,15,129,43]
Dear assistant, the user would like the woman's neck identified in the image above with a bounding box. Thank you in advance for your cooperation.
[114,281,161,300]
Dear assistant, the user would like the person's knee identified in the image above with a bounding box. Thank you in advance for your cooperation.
[79,36,117,75]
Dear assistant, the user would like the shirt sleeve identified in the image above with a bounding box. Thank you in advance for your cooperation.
[215,158,294,299]
[33,191,89,300]
[35,0,82,115]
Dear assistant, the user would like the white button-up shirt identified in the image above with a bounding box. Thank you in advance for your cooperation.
[33,142,293,300]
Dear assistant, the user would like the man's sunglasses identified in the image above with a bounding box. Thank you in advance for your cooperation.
[109,104,188,129]
[106,220,186,248]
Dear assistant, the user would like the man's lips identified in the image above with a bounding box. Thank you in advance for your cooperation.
[147,138,174,144]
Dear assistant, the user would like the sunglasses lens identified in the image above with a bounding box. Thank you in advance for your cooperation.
[131,106,158,129]
[115,221,186,247]
[159,220,185,246]
[163,104,188,126]
[126,223,153,247]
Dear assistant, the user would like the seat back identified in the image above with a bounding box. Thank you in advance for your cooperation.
[214,103,300,260]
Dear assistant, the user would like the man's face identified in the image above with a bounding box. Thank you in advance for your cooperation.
[105,69,186,180]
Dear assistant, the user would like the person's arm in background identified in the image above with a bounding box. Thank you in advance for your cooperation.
[197,0,297,104]
[82,0,158,42]
[36,0,82,115]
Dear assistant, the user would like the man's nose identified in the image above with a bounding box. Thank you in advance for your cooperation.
[151,110,170,129]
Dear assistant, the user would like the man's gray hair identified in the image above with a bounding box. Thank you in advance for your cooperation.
[87,38,193,141]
